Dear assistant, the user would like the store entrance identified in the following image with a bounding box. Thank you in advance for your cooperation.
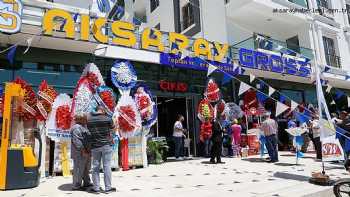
[157,97,188,157]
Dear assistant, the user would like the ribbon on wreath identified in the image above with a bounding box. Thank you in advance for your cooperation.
[294,135,304,158]
[112,133,120,151]
[259,135,266,158]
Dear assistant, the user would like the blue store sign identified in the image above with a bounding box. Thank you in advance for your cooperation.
[239,48,311,77]
[160,48,312,78]
[160,53,240,75]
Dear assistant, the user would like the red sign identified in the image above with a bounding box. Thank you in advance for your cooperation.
[159,80,188,92]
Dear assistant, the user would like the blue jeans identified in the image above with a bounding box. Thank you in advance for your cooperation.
[174,136,183,158]
[91,145,113,191]
[265,134,278,161]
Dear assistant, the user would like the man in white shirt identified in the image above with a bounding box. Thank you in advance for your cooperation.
[173,115,186,160]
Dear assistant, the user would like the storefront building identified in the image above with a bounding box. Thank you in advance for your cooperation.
[1,0,350,158]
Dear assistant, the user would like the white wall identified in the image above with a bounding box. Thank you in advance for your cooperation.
[200,0,228,43]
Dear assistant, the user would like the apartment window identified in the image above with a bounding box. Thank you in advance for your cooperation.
[151,0,159,12]
[323,36,340,68]
[182,3,195,30]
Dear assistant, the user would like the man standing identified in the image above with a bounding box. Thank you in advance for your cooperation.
[210,115,225,164]
[87,106,116,194]
[338,111,350,159]
[173,115,186,160]
[260,112,279,163]
[71,114,92,190]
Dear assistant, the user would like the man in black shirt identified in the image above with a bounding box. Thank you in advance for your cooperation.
[87,106,116,194]
[210,115,225,164]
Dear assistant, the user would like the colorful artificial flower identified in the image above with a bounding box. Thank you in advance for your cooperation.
[205,79,220,103]
[71,78,95,116]
[113,94,141,138]
[197,99,214,122]
[133,85,158,130]
[56,105,72,130]
[200,121,212,142]
[37,80,58,121]
[13,77,38,120]
[111,61,137,91]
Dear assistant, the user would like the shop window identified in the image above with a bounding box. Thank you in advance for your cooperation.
[22,62,37,70]
[151,0,159,12]
[181,3,195,31]
[323,36,341,68]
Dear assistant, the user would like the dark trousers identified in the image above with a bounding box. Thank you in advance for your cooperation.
[174,136,183,158]
[265,134,278,162]
[313,137,322,159]
[210,139,222,162]
[203,139,211,157]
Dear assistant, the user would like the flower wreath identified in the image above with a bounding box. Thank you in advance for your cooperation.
[37,80,58,121]
[111,60,137,91]
[13,77,38,120]
[113,94,141,138]
[205,78,221,103]
[133,84,157,129]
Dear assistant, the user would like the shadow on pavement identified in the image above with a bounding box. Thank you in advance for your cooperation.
[274,162,304,167]
[201,161,216,164]
[273,172,309,182]
[241,158,267,163]
[58,183,73,191]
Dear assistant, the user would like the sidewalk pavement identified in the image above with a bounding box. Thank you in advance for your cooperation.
[2,152,347,197]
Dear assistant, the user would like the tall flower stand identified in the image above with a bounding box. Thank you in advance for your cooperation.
[121,138,129,171]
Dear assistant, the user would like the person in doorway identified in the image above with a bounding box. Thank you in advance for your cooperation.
[311,115,322,160]
[260,112,279,163]
[87,106,116,194]
[210,114,225,164]
[231,119,242,157]
[71,114,92,190]
[173,114,186,160]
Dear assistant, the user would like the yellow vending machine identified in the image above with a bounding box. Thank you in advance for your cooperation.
[0,82,42,190]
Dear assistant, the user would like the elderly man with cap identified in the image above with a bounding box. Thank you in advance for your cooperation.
[260,112,279,163]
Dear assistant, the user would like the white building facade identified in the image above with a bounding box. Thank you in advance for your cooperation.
[1,0,350,157]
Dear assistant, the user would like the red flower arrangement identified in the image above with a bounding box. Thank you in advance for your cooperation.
[37,80,58,121]
[200,121,212,142]
[206,79,220,103]
[85,72,101,91]
[14,77,38,120]
[99,90,116,111]
[216,100,226,116]
[137,95,151,120]
[118,105,136,132]
[56,105,72,130]
[197,99,214,122]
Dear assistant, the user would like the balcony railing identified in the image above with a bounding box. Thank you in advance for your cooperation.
[325,53,341,68]
[229,36,314,61]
